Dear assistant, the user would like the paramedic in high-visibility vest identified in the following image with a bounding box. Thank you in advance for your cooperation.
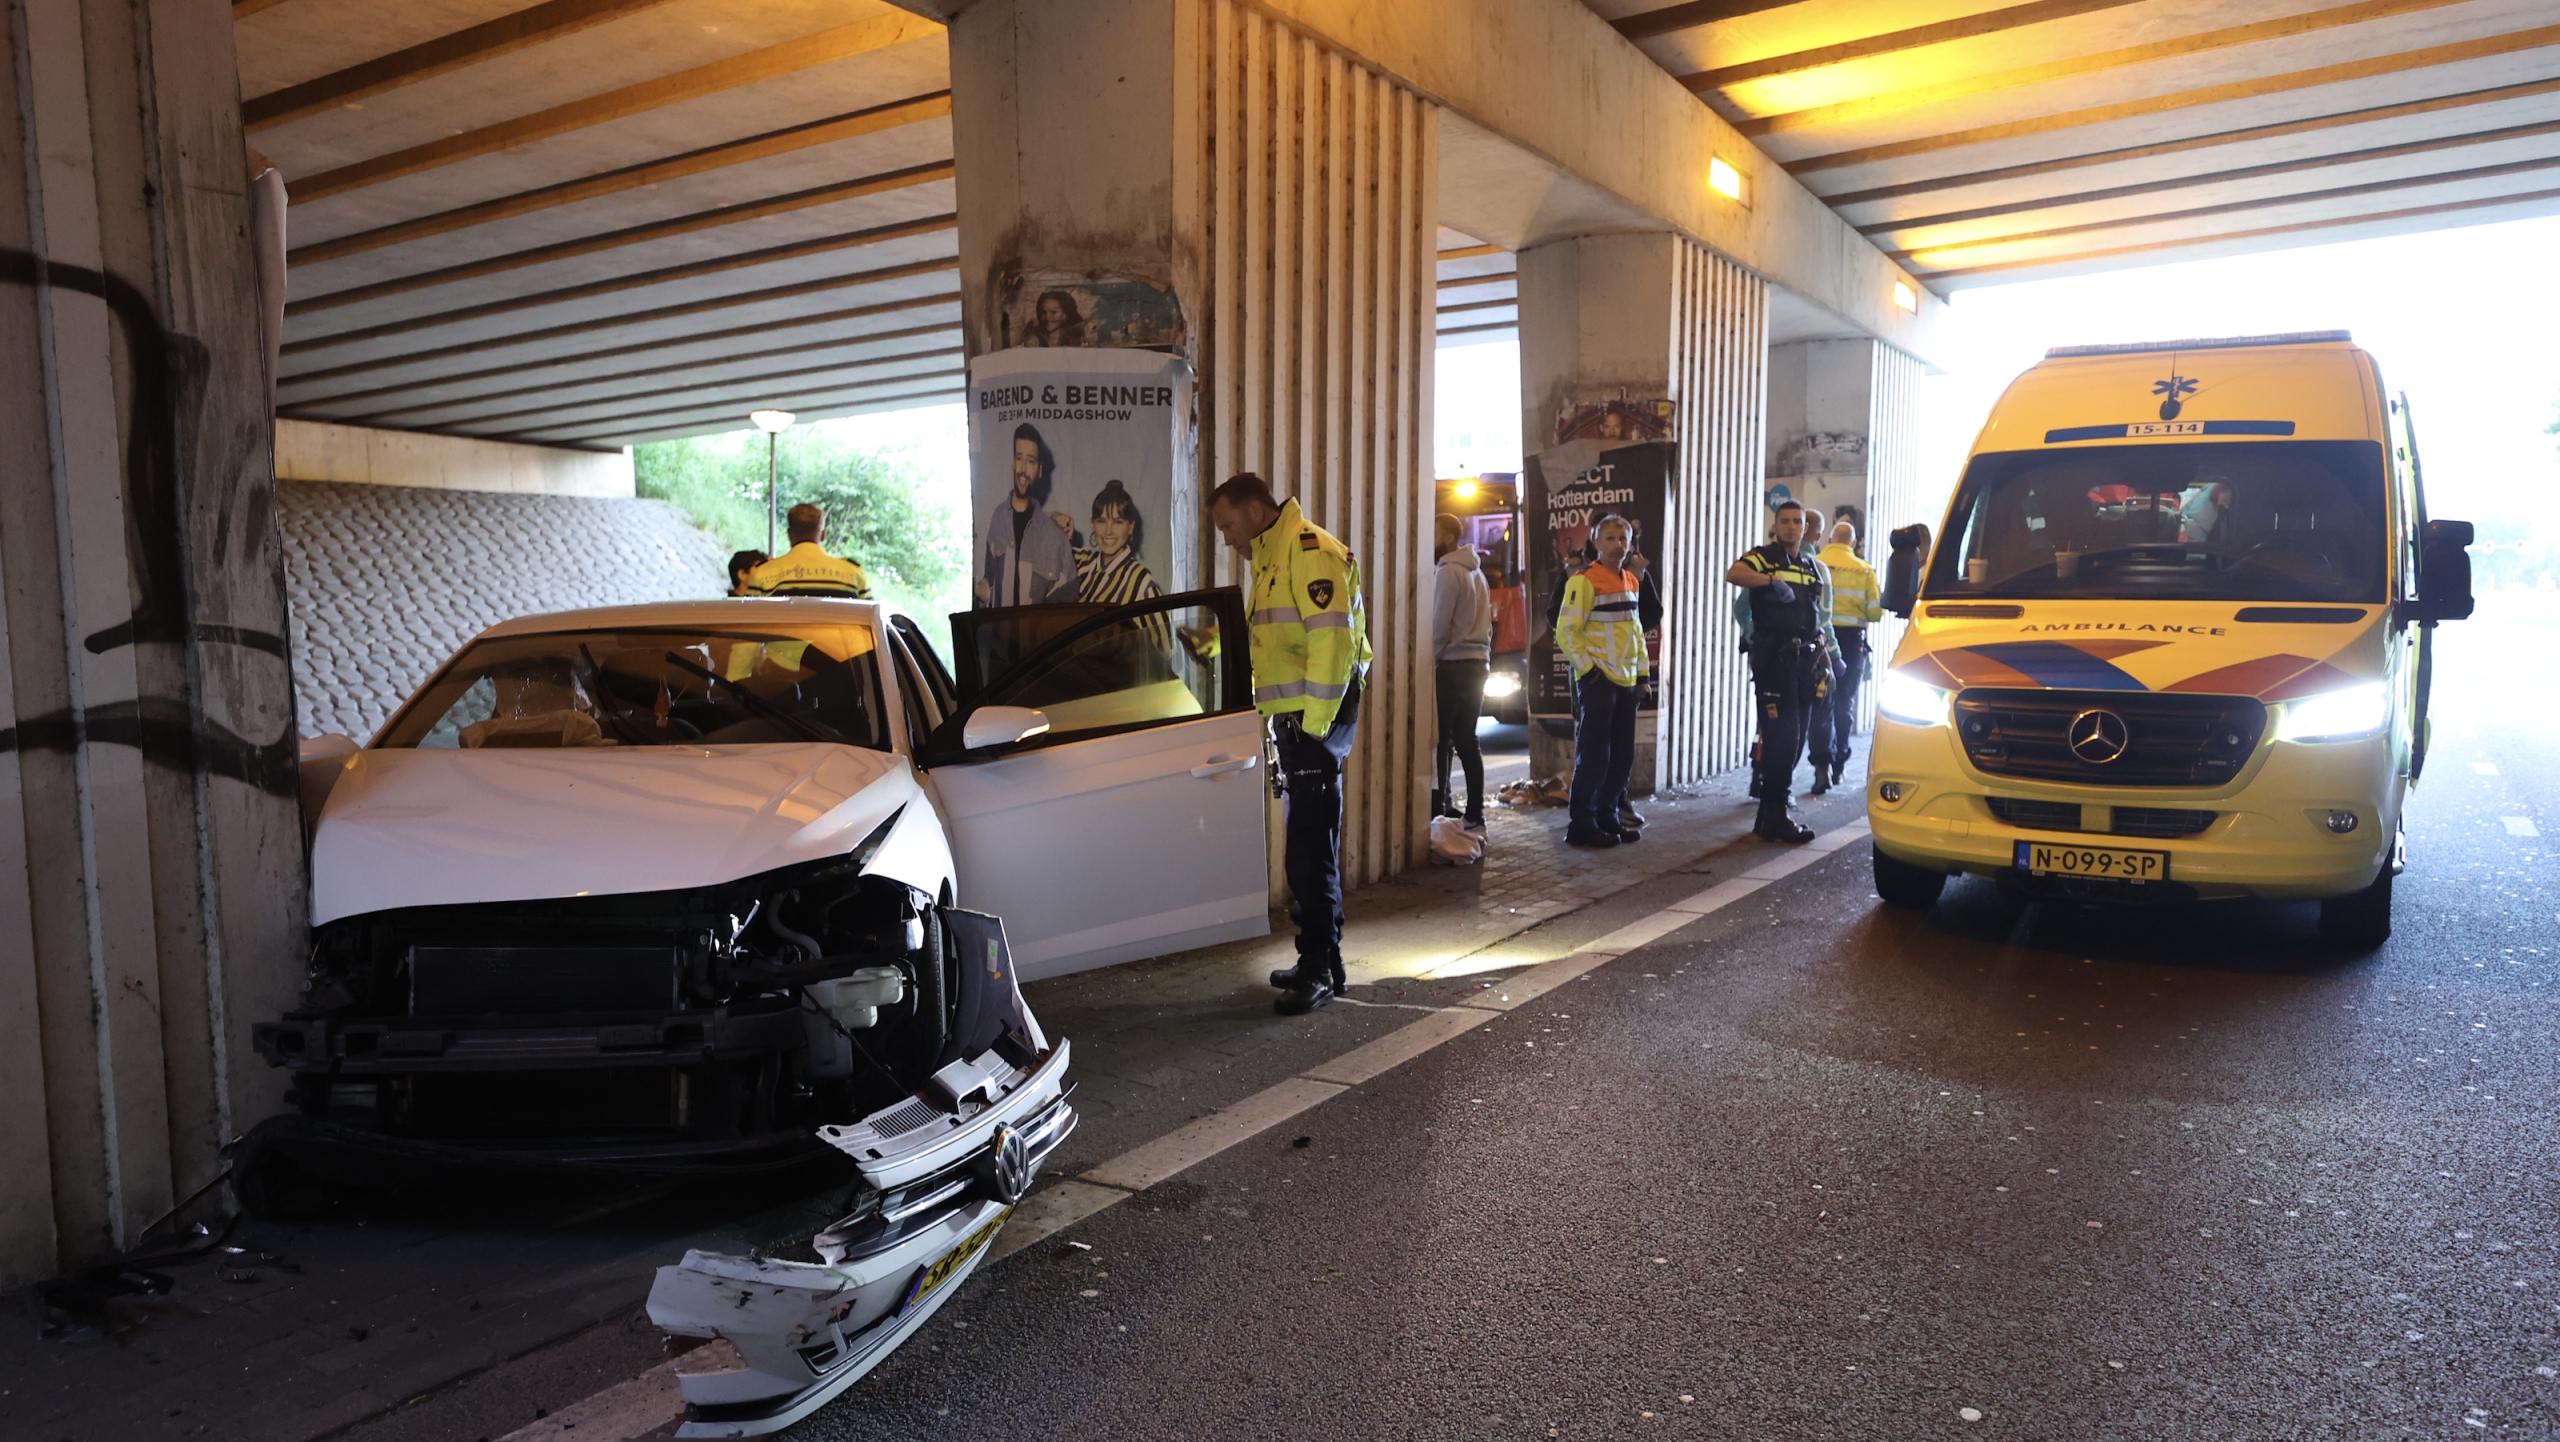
[1208,472,1371,1017]
[1554,514,1650,849]
[743,503,873,598]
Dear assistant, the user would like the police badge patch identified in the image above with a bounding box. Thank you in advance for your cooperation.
[1306,579,1334,608]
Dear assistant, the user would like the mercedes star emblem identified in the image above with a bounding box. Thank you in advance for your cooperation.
[986,1123,1033,1204]
[2068,708,2130,764]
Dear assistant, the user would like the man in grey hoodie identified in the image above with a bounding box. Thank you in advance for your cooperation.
[1431,513,1494,830]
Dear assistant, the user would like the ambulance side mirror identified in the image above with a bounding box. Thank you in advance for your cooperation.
[1881,524,1930,619]
[2408,518,2474,623]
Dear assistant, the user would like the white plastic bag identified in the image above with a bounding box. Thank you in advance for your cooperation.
[1427,815,1483,866]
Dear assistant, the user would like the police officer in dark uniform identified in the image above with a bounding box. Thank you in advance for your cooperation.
[1727,499,1825,843]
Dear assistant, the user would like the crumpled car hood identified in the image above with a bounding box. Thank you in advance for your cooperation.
[311,743,915,925]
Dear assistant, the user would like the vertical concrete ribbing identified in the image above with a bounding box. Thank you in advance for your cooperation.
[1862,341,1932,708]
[1662,240,1764,785]
[1194,0,1434,891]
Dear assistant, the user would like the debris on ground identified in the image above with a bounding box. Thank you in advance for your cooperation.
[1499,777,1570,809]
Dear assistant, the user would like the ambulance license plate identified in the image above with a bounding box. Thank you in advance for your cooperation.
[2013,840,2167,883]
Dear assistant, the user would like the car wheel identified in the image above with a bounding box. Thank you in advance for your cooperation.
[2317,866,2392,952]
[1873,844,1947,910]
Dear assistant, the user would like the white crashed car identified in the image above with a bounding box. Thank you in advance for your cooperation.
[248,591,1267,1434]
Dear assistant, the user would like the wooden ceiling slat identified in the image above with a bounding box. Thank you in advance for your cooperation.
[286,296,958,408]
[1862,115,2560,236]
[1437,321,1520,339]
[1740,0,2475,140]
[1435,296,1518,316]
[244,0,680,131]
[284,11,942,204]
[1821,75,2560,206]
[1436,269,1518,290]
[288,93,950,267]
[1892,151,2560,262]
[328,323,962,425]
[1612,1,1799,43]
[1786,21,2560,174]
[280,257,959,387]
[1677,0,2147,94]
[1435,242,1505,260]
[291,161,954,315]
[283,214,956,356]
[1919,180,2560,281]
[495,369,968,443]
[233,0,299,18]
[362,346,966,430]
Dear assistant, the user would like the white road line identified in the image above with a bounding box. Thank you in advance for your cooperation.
[595,818,1875,1439]
[2503,816,2539,837]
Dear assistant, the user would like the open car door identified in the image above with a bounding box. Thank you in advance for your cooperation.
[925,588,1268,981]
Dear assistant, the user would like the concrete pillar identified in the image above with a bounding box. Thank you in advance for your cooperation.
[1517,232,1766,788]
[951,0,1440,885]
[1766,337,1929,726]
[0,0,303,1283]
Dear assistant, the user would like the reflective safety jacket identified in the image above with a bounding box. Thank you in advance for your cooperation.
[1818,542,1883,628]
[745,541,872,599]
[1737,541,1825,638]
[1246,498,1370,737]
[1555,561,1649,685]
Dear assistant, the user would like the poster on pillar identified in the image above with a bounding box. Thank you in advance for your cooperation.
[1764,430,1869,553]
[1525,440,1670,724]
[968,347,1191,616]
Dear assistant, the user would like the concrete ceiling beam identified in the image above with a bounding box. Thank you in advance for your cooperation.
[1672,0,2147,94]
[280,297,959,409]
[243,0,681,131]
[277,257,960,387]
[283,11,940,203]
[289,160,954,315]
[1816,72,2560,207]
[318,325,963,426]
[1782,19,2560,175]
[495,370,967,444]
[593,382,969,446]
[1858,113,2560,237]
[366,345,965,431]
[1611,1,1799,43]
[287,92,951,267]
[281,214,956,355]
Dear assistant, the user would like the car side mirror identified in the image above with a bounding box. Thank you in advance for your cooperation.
[1881,523,1930,618]
[960,705,1051,750]
[298,734,360,834]
[2408,517,2474,623]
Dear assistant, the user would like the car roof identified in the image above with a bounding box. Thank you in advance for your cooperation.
[475,596,893,641]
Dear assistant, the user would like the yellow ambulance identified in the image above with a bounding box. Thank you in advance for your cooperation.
[1864,331,2472,949]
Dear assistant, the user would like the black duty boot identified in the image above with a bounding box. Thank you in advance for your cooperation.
[1565,825,1619,848]
[1809,772,1831,797]
[1755,808,1816,844]
[1276,973,1335,1015]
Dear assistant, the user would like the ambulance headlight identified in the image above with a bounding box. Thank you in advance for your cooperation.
[1483,670,1520,699]
[1876,671,1950,728]
[2275,681,2388,743]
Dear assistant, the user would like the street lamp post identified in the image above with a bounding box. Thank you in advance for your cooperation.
[749,409,795,554]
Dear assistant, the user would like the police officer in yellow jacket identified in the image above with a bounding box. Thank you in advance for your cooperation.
[1555,514,1649,849]
[1209,472,1370,1015]
[743,503,873,598]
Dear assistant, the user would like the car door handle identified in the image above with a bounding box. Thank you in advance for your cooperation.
[1189,754,1260,779]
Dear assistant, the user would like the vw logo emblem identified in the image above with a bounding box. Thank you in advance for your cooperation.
[2067,708,2130,764]
[985,1123,1033,1204]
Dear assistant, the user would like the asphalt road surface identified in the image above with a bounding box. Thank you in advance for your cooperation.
[794,595,2560,1441]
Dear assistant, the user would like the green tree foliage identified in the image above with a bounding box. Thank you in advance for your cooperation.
[635,427,970,644]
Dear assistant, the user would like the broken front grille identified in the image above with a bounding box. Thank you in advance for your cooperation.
[1954,689,2265,787]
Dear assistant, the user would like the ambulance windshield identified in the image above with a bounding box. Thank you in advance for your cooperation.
[1927,440,2387,603]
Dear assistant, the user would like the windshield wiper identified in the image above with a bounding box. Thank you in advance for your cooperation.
[662,651,836,743]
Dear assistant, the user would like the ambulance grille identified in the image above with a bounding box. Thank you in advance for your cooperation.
[1953,689,2266,787]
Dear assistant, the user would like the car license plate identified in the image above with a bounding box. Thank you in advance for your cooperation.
[2013,840,2167,883]
[895,1208,1011,1319]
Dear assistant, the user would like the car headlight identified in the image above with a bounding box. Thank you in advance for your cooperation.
[2275,681,2388,743]
[1876,671,1950,728]
[1483,671,1520,699]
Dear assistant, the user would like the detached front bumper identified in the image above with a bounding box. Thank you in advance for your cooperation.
[1867,717,2398,902]
[648,1043,1075,1438]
